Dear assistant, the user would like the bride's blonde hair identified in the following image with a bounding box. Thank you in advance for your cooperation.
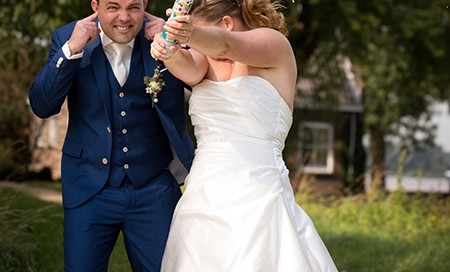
[190,0,289,36]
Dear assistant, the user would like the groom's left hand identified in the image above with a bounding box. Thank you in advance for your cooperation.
[144,12,166,40]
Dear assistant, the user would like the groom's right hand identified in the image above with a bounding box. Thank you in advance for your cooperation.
[68,12,99,55]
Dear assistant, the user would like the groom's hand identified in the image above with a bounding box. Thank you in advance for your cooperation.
[68,12,100,54]
[144,12,165,40]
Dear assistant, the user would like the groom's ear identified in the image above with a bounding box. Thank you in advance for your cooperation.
[91,0,99,12]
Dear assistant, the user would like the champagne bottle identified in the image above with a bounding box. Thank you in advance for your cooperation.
[161,0,194,57]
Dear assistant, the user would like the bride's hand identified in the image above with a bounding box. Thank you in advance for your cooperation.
[164,15,193,45]
[150,33,182,60]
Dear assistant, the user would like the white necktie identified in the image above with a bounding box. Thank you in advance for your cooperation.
[109,43,129,86]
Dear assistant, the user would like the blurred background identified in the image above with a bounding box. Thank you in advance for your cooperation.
[1,0,450,193]
[0,0,449,271]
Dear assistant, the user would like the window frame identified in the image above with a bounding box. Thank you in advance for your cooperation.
[298,122,334,174]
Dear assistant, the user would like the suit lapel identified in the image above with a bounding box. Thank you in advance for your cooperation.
[140,31,157,82]
[84,37,113,123]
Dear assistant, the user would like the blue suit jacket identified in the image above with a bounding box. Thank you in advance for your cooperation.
[29,20,194,208]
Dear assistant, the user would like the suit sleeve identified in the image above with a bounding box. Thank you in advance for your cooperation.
[29,28,82,119]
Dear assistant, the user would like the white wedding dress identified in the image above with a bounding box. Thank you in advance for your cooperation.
[161,76,338,272]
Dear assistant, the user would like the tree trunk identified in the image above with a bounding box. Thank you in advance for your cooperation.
[368,125,386,192]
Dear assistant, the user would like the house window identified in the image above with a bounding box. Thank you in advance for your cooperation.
[299,122,334,174]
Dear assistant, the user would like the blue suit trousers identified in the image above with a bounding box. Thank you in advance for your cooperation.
[63,171,181,272]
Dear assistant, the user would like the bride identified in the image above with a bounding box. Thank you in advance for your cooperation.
[151,0,338,271]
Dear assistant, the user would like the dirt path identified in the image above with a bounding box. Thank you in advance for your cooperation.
[0,181,62,205]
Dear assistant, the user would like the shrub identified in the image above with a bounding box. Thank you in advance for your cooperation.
[0,139,29,181]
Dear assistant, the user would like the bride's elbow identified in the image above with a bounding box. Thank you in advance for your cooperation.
[186,63,208,86]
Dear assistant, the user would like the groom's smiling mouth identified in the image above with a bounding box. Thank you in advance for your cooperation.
[115,25,132,31]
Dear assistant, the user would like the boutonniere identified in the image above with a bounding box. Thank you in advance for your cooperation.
[144,62,166,108]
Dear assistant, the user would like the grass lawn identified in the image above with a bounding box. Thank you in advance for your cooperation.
[1,182,449,271]
[297,191,450,272]
[0,185,130,272]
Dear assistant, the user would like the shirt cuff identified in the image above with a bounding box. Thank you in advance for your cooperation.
[62,41,84,59]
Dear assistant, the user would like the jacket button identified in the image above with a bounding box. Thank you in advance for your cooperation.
[102,158,108,165]
[56,57,63,68]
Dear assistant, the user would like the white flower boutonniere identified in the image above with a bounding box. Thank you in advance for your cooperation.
[144,63,166,108]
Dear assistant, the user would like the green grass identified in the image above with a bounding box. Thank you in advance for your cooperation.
[1,182,449,271]
[23,180,62,191]
[297,191,450,272]
[0,186,130,272]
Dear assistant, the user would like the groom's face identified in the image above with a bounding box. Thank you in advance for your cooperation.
[91,0,148,44]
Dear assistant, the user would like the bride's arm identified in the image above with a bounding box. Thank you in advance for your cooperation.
[151,33,208,87]
[164,15,294,70]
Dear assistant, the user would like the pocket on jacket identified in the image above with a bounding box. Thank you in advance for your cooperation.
[62,139,83,158]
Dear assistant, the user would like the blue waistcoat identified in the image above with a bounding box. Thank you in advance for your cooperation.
[107,39,172,187]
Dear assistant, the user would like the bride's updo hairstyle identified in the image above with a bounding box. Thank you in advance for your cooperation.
[190,0,289,36]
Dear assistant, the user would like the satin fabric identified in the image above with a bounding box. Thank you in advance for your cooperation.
[161,76,338,272]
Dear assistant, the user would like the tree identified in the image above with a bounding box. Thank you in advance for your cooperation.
[2,0,449,186]
[0,0,173,179]
[0,0,62,179]
[286,0,450,192]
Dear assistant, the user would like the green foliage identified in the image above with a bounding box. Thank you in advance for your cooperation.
[1,0,449,185]
[298,190,450,272]
[2,183,450,271]
[0,139,28,180]
[0,186,132,271]
[0,0,174,180]
[285,0,450,189]
[0,189,43,272]
[0,186,64,271]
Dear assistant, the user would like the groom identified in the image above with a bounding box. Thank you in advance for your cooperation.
[28,0,194,271]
